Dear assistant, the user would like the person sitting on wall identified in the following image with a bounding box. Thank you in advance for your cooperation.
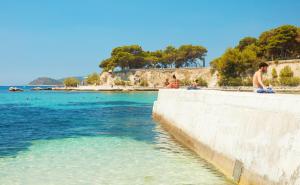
[253,62,274,93]
[187,79,199,90]
[167,75,180,89]
[164,78,170,87]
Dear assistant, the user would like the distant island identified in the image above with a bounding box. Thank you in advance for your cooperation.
[29,77,85,86]
[28,77,63,86]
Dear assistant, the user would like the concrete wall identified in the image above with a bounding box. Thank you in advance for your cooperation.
[153,89,300,185]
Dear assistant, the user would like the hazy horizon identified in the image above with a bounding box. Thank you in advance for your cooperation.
[1,0,300,85]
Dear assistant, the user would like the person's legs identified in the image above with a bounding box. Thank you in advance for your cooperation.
[256,88,266,93]
[255,88,275,93]
[266,87,275,93]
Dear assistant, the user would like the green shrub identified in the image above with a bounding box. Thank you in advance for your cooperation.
[114,79,126,86]
[180,78,191,86]
[64,77,80,87]
[280,77,300,86]
[269,79,279,86]
[139,79,149,87]
[242,77,252,86]
[263,79,270,86]
[278,66,300,86]
[86,73,100,85]
[280,66,294,78]
[196,77,208,87]
[271,68,278,79]
[218,77,243,86]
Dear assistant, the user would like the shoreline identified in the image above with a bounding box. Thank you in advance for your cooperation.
[51,86,300,94]
[3,85,300,94]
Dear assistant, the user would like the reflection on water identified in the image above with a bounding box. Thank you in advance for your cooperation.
[0,90,234,185]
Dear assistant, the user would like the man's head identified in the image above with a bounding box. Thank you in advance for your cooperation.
[259,62,269,73]
[172,74,176,79]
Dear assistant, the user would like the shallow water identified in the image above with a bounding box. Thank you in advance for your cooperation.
[0,87,234,185]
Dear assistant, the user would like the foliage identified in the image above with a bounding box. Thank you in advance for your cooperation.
[279,66,294,78]
[139,79,149,87]
[86,73,100,85]
[179,78,191,86]
[196,77,208,87]
[211,25,300,86]
[99,44,207,70]
[99,58,115,72]
[175,45,207,68]
[258,25,300,60]
[278,66,300,86]
[279,77,300,86]
[263,79,270,86]
[242,77,253,86]
[236,37,257,51]
[64,77,80,87]
[211,46,259,86]
[271,68,278,79]
[114,79,126,86]
[218,77,243,86]
[269,79,279,86]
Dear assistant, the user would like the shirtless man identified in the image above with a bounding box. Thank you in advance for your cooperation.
[253,62,274,93]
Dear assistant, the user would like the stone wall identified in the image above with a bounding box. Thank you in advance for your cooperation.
[267,59,300,78]
[100,68,214,87]
[153,89,300,185]
[99,59,300,88]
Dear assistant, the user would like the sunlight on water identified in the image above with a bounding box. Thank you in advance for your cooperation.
[0,136,233,185]
[0,88,234,185]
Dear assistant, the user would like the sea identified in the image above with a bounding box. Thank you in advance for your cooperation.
[0,86,233,185]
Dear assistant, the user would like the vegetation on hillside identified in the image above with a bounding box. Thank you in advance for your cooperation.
[99,45,207,71]
[210,25,300,86]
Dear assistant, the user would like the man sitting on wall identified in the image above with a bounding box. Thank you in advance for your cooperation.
[253,62,274,93]
[167,75,180,89]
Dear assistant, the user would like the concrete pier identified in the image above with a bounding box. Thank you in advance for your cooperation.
[153,89,300,185]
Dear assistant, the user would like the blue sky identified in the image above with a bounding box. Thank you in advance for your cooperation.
[0,0,299,85]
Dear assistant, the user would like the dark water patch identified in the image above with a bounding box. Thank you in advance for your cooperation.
[0,104,156,157]
[0,103,31,108]
[61,100,150,107]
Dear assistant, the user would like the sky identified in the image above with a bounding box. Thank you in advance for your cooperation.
[0,0,299,85]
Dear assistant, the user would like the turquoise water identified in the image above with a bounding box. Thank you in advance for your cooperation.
[0,86,233,185]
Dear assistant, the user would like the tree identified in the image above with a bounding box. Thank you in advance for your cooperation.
[99,58,116,72]
[86,73,100,85]
[210,46,258,86]
[236,37,257,51]
[145,50,163,68]
[99,44,208,70]
[161,45,177,68]
[175,45,207,68]
[64,77,80,87]
[258,25,300,60]
[211,24,299,86]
